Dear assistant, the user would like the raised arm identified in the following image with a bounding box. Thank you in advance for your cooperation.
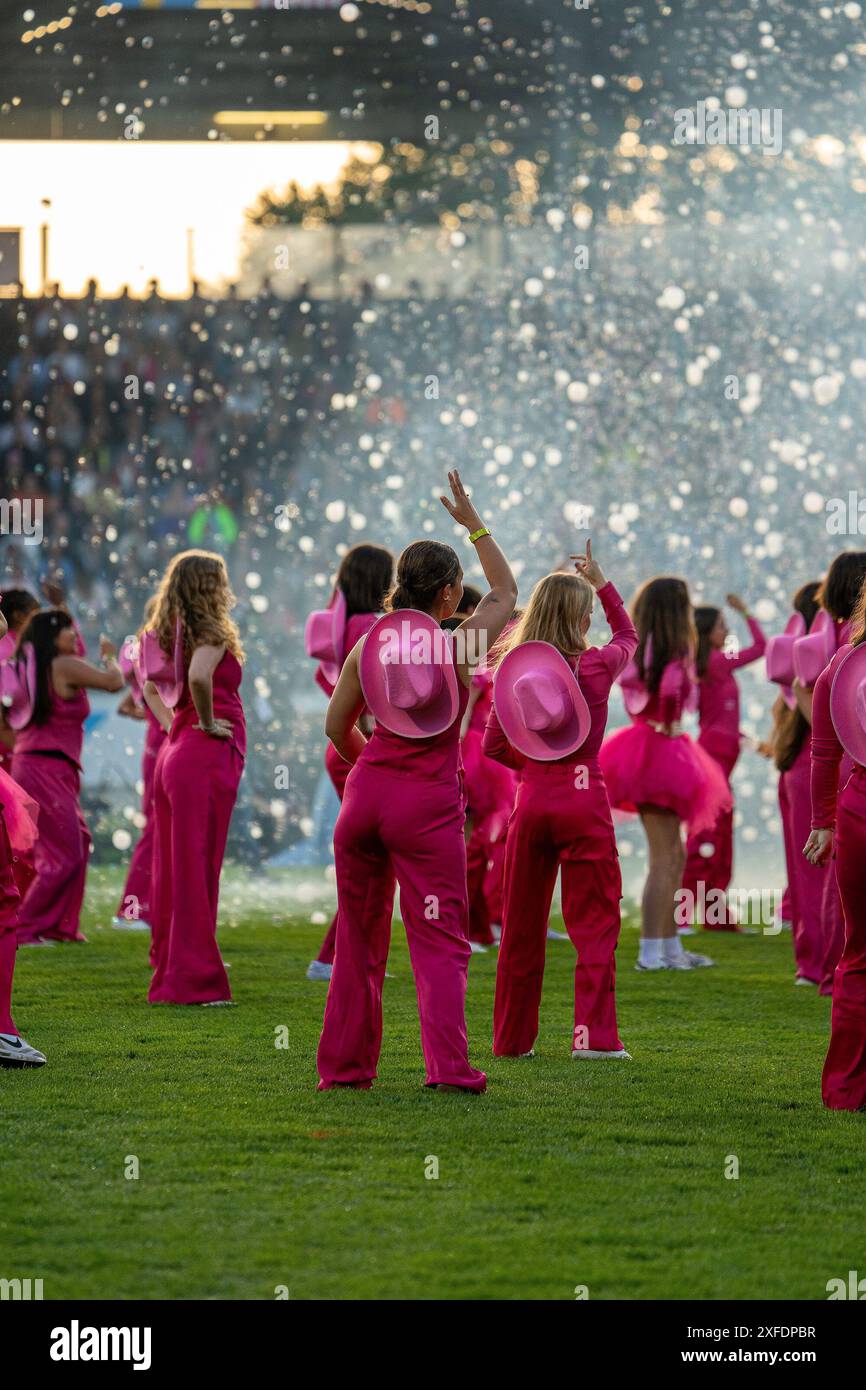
[441,471,518,687]
[325,641,368,765]
[53,636,123,696]
[725,594,767,669]
[570,540,637,678]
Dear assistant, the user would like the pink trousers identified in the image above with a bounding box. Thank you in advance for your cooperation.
[778,747,826,984]
[117,724,162,927]
[314,742,353,966]
[822,769,866,1109]
[148,732,243,1005]
[682,744,738,929]
[317,762,485,1091]
[0,812,26,1034]
[494,764,624,1057]
[11,753,90,944]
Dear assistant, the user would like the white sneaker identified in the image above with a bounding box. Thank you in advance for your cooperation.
[490,924,502,943]
[306,960,332,982]
[0,1032,46,1067]
[19,937,56,948]
[111,916,150,933]
[572,1047,632,1060]
[546,927,569,941]
[680,950,715,968]
[469,941,488,954]
[795,975,818,987]
[635,959,671,971]
[200,999,235,1008]
[677,924,697,937]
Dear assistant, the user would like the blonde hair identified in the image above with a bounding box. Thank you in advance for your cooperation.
[148,550,244,662]
[498,572,593,660]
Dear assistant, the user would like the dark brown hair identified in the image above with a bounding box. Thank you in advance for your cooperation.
[17,608,74,727]
[632,576,696,695]
[336,543,394,619]
[694,606,721,678]
[818,551,866,622]
[387,540,461,613]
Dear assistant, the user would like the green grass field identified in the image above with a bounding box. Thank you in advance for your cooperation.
[1,868,863,1301]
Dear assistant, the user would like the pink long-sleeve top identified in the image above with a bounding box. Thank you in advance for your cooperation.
[482,581,638,771]
[697,615,766,756]
[810,644,858,829]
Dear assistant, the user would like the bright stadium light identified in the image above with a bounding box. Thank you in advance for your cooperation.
[213,111,329,128]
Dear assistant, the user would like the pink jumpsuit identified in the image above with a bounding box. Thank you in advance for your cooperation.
[484,581,637,1057]
[117,709,165,929]
[778,734,827,983]
[148,651,245,1005]
[317,681,485,1091]
[682,617,766,920]
[12,686,91,944]
[811,646,866,1109]
[314,611,381,966]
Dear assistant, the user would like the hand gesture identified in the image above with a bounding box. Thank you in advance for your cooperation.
[440,470,483,533]
[99,635,118,663]
[196,717,234,740]
[804,828,834,866]
[726,593,748,615]
[570,538,606,591]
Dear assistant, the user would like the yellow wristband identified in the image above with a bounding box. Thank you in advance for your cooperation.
[469,527,490,544]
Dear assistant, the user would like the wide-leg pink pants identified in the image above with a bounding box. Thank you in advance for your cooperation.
[148,731,243,1005]
[11,753,90,944]
[314,742,353,966]
[117,719,163,927]
[778,745,826,984]
[822,768,866,1109]
[494,764,624,1057]
[317,762,485,1091]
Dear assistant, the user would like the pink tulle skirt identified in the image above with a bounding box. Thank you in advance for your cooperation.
[0,765,39,928]
[599,721,732,834]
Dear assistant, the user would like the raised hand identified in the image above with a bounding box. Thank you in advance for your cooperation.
[570,537,606,590]
[726,593,748,615]
[440,470,484,533]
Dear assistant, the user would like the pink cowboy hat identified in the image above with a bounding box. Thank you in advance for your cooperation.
[493,641,591,761]
[793,609,836,689]
[766,611,807,708]
[138,618,184,708]
[830,643,866,767]
[119,635,143,703]
[0,645,36,729]
[359,609,460,738]
[304,589,347,689]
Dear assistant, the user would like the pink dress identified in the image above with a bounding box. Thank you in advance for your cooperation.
[148,650,245,1005]
[0,765,39,1035]
[599,657,732,833]
[12,683,91,943]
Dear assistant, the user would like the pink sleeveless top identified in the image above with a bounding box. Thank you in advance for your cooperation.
[170,650,246,758]
[358,682,469,783]
[15,680,90,770]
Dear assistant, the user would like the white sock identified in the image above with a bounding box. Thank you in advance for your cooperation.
[661,934,686,965]
[638,937,663,967]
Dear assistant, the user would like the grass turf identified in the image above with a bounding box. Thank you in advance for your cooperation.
[1,870,863,1301]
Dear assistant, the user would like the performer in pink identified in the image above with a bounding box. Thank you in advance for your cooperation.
[304,543,394,981]
[681,594,766,929]
[805,577,866,1109]
[484,540,636,1058]
[143,550,246,1006]
[599,577,731,970]
[10,610,122,945]
[766,583,826,984]
[0,604,45,1066]
[0,590,40,773]
[112,599,166,939]
[317,471,517,1093]
[461,663,517,949]
[793,551,866,993]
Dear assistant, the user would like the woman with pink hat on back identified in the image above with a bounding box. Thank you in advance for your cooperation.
[317,471,518,1093]
[483,540,637,1060]
[793,551,866,994]
[805,572,866,1108]
[303,543,394,982]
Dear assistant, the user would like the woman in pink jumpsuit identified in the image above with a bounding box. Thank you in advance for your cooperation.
[682,595,766,929]
[113,604,166,938]
[805,581,866,1109]
[485,541,637,1058]
[11,610,123,945]
[794,551,866,994]
[599,577,731,971]
[143,551,246,1006]
[771,583,826,984]
[317,471,517,1092]
[305,543,394,981]
[0,603,45,1067]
